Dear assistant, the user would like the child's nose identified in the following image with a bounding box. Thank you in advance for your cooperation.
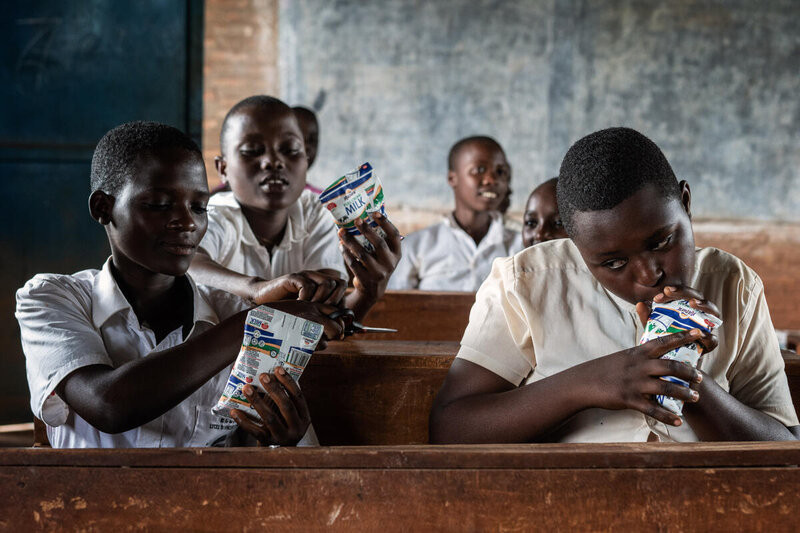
[169,206,198,231]
[259,151,285,170]
[633,255,664,287]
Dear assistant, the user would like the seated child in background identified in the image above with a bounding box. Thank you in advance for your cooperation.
[15,121,344,448]
[388,136,522,292]
[430,127,799,443]
[189,95,402,321]
[211,105,322,195]
[522,177,568,247]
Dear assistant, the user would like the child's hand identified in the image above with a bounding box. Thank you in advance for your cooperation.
[230,368,311,446]
[249,271,347,306]
[338,212,402,302]
[587,328,706,427]
[635,285,721,353]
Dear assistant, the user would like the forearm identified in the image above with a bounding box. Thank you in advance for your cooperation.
[682,372,795,441]
[189,251,262,303]
[62,309,249,433]
[344,289,378,322]
[430,363,595,444]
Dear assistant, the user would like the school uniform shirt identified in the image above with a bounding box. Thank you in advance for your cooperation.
[457,239,798,442]
[387,211,523,292]
[16,259,319,448]
[201,189,347,281]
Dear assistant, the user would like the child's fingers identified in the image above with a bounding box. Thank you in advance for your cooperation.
[229,407,278,445]
[654,286,721,318]
[643,357,703,385]
[371,211,403,255]
[640,329,703,359]
[635,301,651,327]
[273,367,312,426]
[338,228,379,270]
[631,398,683,427]
[301,270,347,305]
[339,242,371,282]
[354,217,393,265]
[243,383,288,443]
[259,373,301,434]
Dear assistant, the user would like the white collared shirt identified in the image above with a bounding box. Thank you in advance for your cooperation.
[388,211,523,292]
[16,259,252,448]
[200,190,347,280]
[457,239,798,442]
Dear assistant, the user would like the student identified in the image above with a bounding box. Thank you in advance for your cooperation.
[430,127,799,443]
[190,95,402,321]
[522,177,568,247]
[211,105,321,194]
[388,136,522,291]
[292,106,319,170]
[15,121,345,448]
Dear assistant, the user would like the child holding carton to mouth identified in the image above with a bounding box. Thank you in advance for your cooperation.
[189,95,402,322]
[388,136,522,291]
[431,127,798,443]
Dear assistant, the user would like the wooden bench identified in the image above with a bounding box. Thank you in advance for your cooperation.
[1,443,798,530]
[360,290,474,341]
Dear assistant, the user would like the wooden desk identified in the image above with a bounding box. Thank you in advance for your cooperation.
[362,290,474,341]
[1,443,798,531]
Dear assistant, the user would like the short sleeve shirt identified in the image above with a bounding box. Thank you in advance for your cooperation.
[457,239,798,442]
[388,212,523,292]
[16,259,252,448]
[200,190,347,280]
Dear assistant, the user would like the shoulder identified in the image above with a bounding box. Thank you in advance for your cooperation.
[17,269,98,306]
[195,283,251,320]
[511,238,587,276]
[694,247,763,294]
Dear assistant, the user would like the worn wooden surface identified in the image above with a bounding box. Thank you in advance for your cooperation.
[359,290,474,341]
[1,443,798,531]
[304,340,458,445]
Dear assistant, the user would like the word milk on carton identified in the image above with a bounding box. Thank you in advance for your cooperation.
[319,162,389,253]
[213,306,323,419]
[640,299,722,415]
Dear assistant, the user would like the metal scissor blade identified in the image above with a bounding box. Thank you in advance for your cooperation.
[353,324,398,334]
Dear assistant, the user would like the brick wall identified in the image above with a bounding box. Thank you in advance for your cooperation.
[203,0,280,187]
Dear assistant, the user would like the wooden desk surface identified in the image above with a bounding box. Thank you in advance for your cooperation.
[2,443,798,531]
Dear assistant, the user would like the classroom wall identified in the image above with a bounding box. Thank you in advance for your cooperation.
[202,0,800,327]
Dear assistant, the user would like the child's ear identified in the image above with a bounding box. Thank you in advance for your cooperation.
[214,156,227,184]
[447,170,458,189]
[88,190,114,225]
[679,180,692,218]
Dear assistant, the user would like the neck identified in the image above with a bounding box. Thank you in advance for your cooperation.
[109,262,192,342]
[240,203,290,252]
[452,206,492,245]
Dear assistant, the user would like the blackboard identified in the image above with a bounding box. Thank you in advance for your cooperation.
[279,0,799,221]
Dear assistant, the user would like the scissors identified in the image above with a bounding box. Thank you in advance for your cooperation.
[328,308,397,336]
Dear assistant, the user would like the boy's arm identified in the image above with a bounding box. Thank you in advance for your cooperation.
[57,300,345,435]
[339,212,403,321]
[190,250,347,305]
[430,330,705,443]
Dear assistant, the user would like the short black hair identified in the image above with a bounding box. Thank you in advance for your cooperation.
[90,121,201,195]
[447,135,505,171]
[219,95,291,154]
[292,105,318,126]
[557,127,681,236]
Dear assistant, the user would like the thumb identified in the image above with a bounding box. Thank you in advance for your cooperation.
[635,301,651,328]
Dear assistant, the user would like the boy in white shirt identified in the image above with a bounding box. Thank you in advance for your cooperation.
[190,95,402,321]
[16,121,344,448]
[388,136,522,292]
[431,127,798,443]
